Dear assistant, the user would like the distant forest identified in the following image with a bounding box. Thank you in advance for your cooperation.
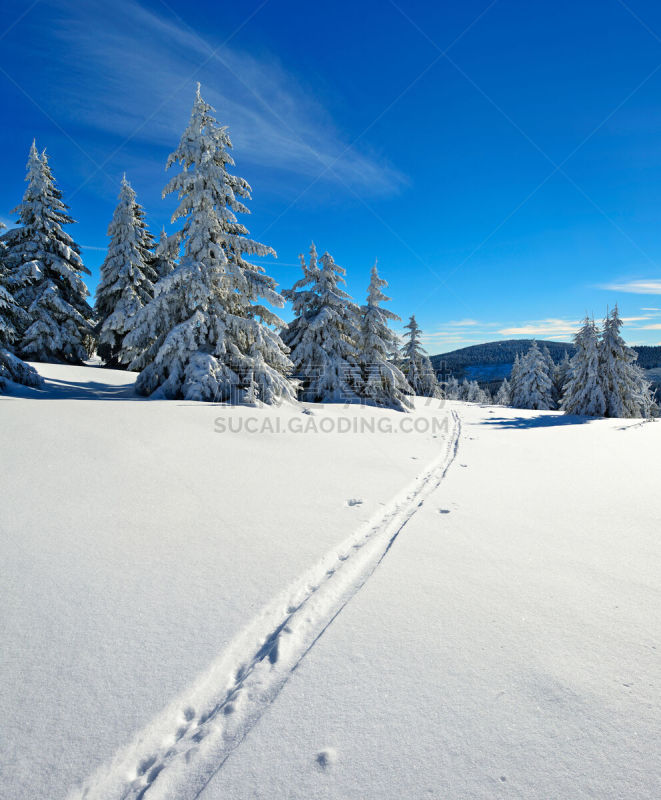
[430,339,661,392]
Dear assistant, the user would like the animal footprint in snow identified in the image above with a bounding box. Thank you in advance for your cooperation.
[345,498,363,507]
[316,748,337,769]
[438,509,451,514]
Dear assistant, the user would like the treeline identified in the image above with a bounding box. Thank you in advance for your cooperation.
[0,85,443,410]
[476,313,654,418]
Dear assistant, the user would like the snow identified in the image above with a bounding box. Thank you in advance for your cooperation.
[1,364,660,799]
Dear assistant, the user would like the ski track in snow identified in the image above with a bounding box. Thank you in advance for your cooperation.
[68,410,461,800]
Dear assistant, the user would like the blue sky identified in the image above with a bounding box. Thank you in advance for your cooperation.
[3,0,661,351]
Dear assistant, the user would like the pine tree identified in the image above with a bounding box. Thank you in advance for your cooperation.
[511,341,555,410]
[357,262,412,409]
[495,378,511,405]
[123,85,294,403]
[282,244,362,402]
[401,315,439,397]
[509,352,522,401]
[1,142,94,363]
[561,316,606,417]
[443,376,460,400]
[0,222,43,388]
[599,306,652,418]
[554,350,571,397]
[152,228,180,279]
[95,176,157,367]
[542,344,559,406]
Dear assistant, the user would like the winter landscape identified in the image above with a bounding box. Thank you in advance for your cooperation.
[1,2,660,799]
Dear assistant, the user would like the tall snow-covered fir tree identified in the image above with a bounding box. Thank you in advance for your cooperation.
[542,344,560,406]
[0,221,43,389]
[509,352,522,400]
[495,377,511,405]
[95,176,157,367]
[152,228,180,279]
[400,315,439,397]
[123,85,294,403]
[282,243,362,402]
[599,306,652,418]
[560,316,606,417]
[1,142,94,363]
[511,341,555,410]
[554,350,572,398]
[358,262,412,410]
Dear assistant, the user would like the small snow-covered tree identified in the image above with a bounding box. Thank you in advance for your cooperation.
[282,243,362,402]
[444,375,460,400]
[599,306,653,418]
[2,142,94,363]
[0,222,43,388]
[152,228,180,279]
[542,345,559,405]
[123,85,294,403]
[561,316,606,417]
[358,262,412,410]
[494,377,511,405]
[509,352,522,401]
[95,176,157,367]
[401,315,439,397]
[554,350,571,397]
[511,341,555,410]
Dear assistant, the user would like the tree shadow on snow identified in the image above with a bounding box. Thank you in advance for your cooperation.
[481,413,595,429]
[2,376,140,401]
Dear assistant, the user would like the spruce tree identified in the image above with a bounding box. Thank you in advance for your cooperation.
[443,376,460,400]
[509,352,522,402]
[2,142,94,362]
[401,315,439,397]
[358,262,412,410]
[123,85,294,403]
[495,377,511,405]
[0,222,43,388]
[561,316,606,417]
[599,306,652,418]
[554,350,571,397]
[511,341,555,410]
[95,176,157,367]
[282,244,362,402]
[542,344,559,406]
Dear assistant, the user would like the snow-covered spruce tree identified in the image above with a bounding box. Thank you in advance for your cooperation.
[0,222,43,389]
[495,378,511,405]
[123,85,294,403]
[2,142,94,363]
[509,352,522,401]
[401,315,439,397]
[95,176,157,367]
[358,262,413,410]
[511,341,555,410]
[282,244,362,402]
[554,350,571,397]
[542,344,560,406]
[152,228,180,279]
[443,375,460,400]
[599,306,653,418]
[560,316,606,417]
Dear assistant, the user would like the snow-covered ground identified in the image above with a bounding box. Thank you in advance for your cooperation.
[1,364,659,799]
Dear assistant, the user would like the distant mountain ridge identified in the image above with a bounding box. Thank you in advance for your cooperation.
[429,339,661,385]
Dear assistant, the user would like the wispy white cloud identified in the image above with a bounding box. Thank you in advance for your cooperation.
[641,307,661,311]
[29,0,404,195]
[600,279,661,294]
[446,319,481,327]
[498,318,580,338]
[638,323,661,330]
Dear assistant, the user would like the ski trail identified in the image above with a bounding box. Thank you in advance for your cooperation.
[68,410,461,800]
